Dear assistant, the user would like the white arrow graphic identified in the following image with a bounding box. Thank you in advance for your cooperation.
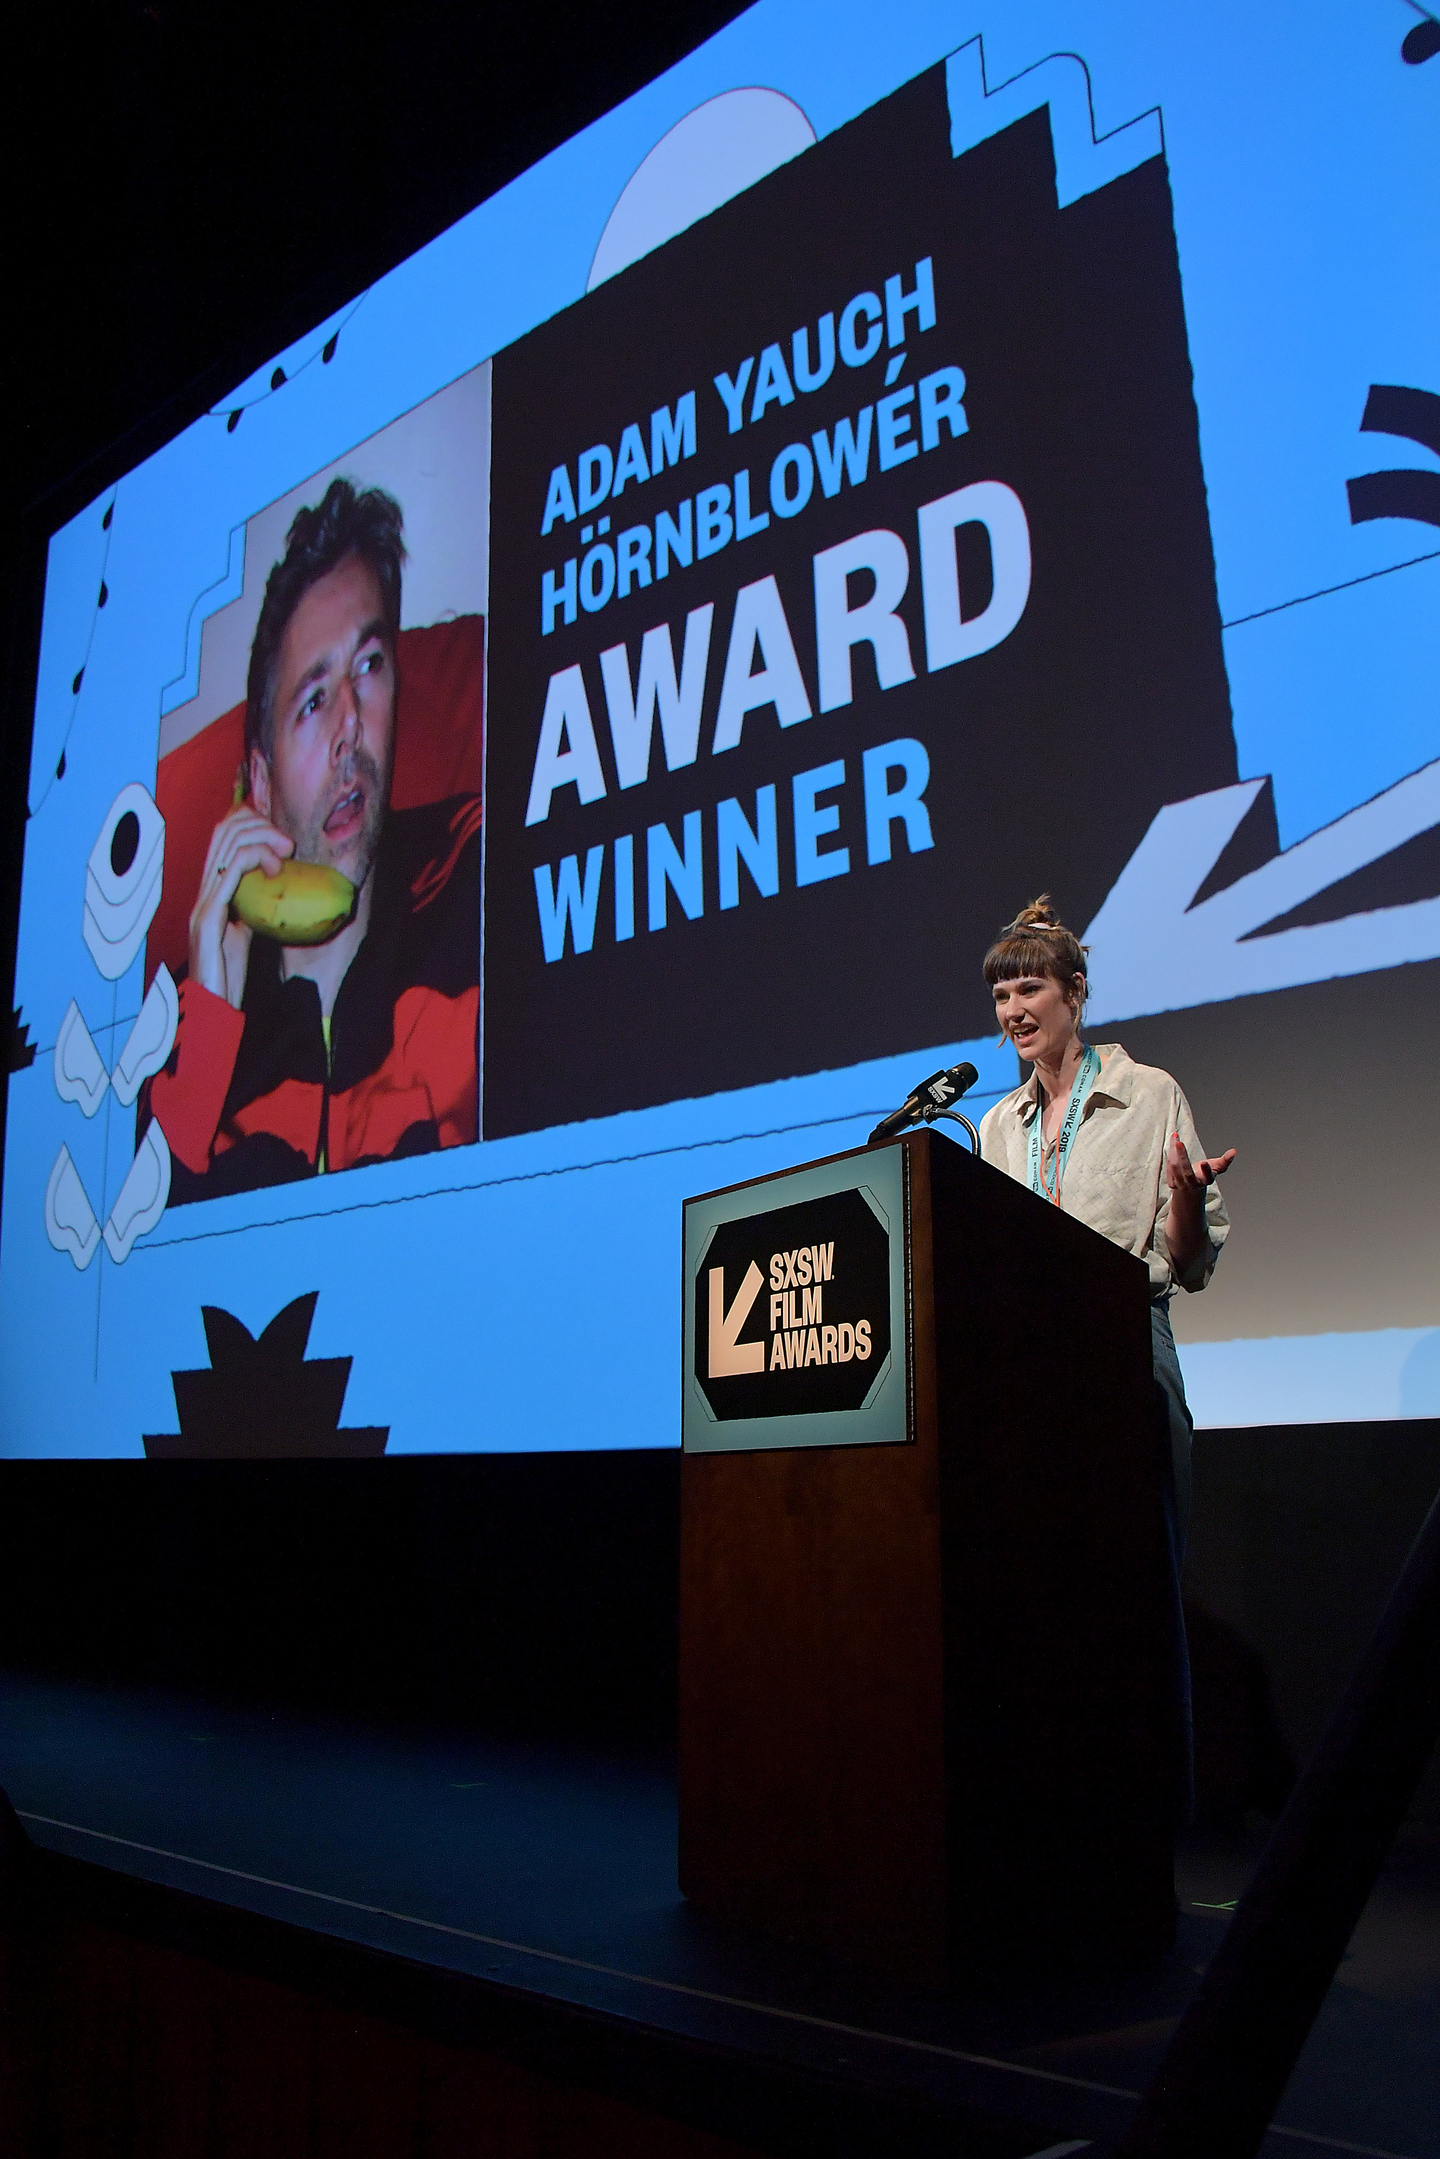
[102,1119,171,1264]
[708,1261,766,1377]
[44,1146,102,1270]
[111,962,179,1107]
[1084,757,1440,1023]
[54,1002,110,1117]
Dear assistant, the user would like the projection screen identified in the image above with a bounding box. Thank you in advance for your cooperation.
[3,0,1436,1456]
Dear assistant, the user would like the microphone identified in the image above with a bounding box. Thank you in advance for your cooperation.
[868,1061,979,1145]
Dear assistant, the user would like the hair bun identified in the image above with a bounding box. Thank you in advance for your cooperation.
[983,895,1088,999]
[1006,895,1060,933]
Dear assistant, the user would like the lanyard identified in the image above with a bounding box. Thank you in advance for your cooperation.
[1027,1044,1100,1205]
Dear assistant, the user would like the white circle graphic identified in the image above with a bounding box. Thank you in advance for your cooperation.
[588,87,816,292]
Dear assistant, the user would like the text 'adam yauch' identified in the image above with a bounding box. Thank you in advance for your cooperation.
[482,67,1236,1140]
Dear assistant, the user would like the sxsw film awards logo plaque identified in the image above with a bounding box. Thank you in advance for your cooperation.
[683,1146,910,1454]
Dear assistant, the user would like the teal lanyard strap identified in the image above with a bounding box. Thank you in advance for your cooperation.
[1028,1044,1100,1203]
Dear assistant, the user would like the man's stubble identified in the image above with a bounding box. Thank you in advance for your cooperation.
[282,739,390,894]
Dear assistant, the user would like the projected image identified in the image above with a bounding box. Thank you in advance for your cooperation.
[140,371,488,1205]
[2,3,1435,1456]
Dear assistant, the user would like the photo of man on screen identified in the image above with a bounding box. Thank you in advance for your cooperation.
[144,478,481,1202]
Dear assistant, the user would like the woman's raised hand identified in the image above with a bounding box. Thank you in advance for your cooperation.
[1166,1133,1237,1192]
[1162,1132,1236,1280]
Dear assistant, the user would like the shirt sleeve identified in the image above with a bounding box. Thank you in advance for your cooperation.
[147,978,245,1175]
[1154,1080,1230,1293]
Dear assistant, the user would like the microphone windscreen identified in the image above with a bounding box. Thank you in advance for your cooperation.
[952,1062,979,1094]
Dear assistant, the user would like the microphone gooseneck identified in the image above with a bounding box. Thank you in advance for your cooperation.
[868,1061,980,1146]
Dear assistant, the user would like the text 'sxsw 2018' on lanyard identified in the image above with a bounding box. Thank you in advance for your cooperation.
[1028,1044,1101,1205]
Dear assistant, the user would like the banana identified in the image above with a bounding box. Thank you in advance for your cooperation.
[233,863,355,944]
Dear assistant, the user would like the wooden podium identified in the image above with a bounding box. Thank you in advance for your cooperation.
[678,1127,1176,1981]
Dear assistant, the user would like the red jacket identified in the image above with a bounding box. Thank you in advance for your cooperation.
[146,794,480,1203]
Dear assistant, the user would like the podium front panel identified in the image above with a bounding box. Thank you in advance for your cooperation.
[678,1131,1174,1978]
[682,1145,911,1455]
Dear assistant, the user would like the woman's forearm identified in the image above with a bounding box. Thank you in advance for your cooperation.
[1164,1183,1210,1283]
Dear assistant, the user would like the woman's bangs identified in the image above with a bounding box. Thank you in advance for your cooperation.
[983,934,1063,987]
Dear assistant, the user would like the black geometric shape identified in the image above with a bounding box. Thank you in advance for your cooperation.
[1240,821,1440,939]
[270,365,286,390]
[109,809,140,877]
[71,667,84,695]
[144,1293,388,1459]
[1346,468,1440,529]
[7,1010,36,1073]
[101,501,113,530]
[1188,777,1279,909]
[1402,17,1440,62]
[322,334,338,364]
[256,1288,319,1364]
[1360,383,1440,459]
[200,1302,261,1375]
[226,408,242,433]
[1348,384,1440,530]
[97,580,108,607]
[55,752,65,780]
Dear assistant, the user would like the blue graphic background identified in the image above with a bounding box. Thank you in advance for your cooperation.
[4,0,1436,1453]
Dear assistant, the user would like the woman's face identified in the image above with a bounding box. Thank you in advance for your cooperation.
[992,970,1081,1066]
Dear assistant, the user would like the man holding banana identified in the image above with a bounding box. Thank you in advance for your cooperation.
[145,479,481,1201]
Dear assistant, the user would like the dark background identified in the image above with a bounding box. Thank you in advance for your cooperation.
[1,1432,1439,1828]
[1,1,1437,1832]
[2,0,746,545]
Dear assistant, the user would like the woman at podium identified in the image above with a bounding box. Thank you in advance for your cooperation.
[977,898,1235,1565]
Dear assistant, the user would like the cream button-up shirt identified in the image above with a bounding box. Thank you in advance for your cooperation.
[978,1042,1229,1298]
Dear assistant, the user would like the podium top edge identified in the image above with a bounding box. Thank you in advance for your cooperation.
[682,1124,974,1213]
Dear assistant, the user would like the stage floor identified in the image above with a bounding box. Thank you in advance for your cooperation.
[2,1670,1436,2159]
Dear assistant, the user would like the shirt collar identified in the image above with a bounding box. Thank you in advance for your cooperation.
[1012,1042,1133,1123]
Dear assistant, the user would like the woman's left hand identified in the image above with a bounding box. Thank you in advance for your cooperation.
[1166,1134,1237,1193]
[1163,1134,1236,1282]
